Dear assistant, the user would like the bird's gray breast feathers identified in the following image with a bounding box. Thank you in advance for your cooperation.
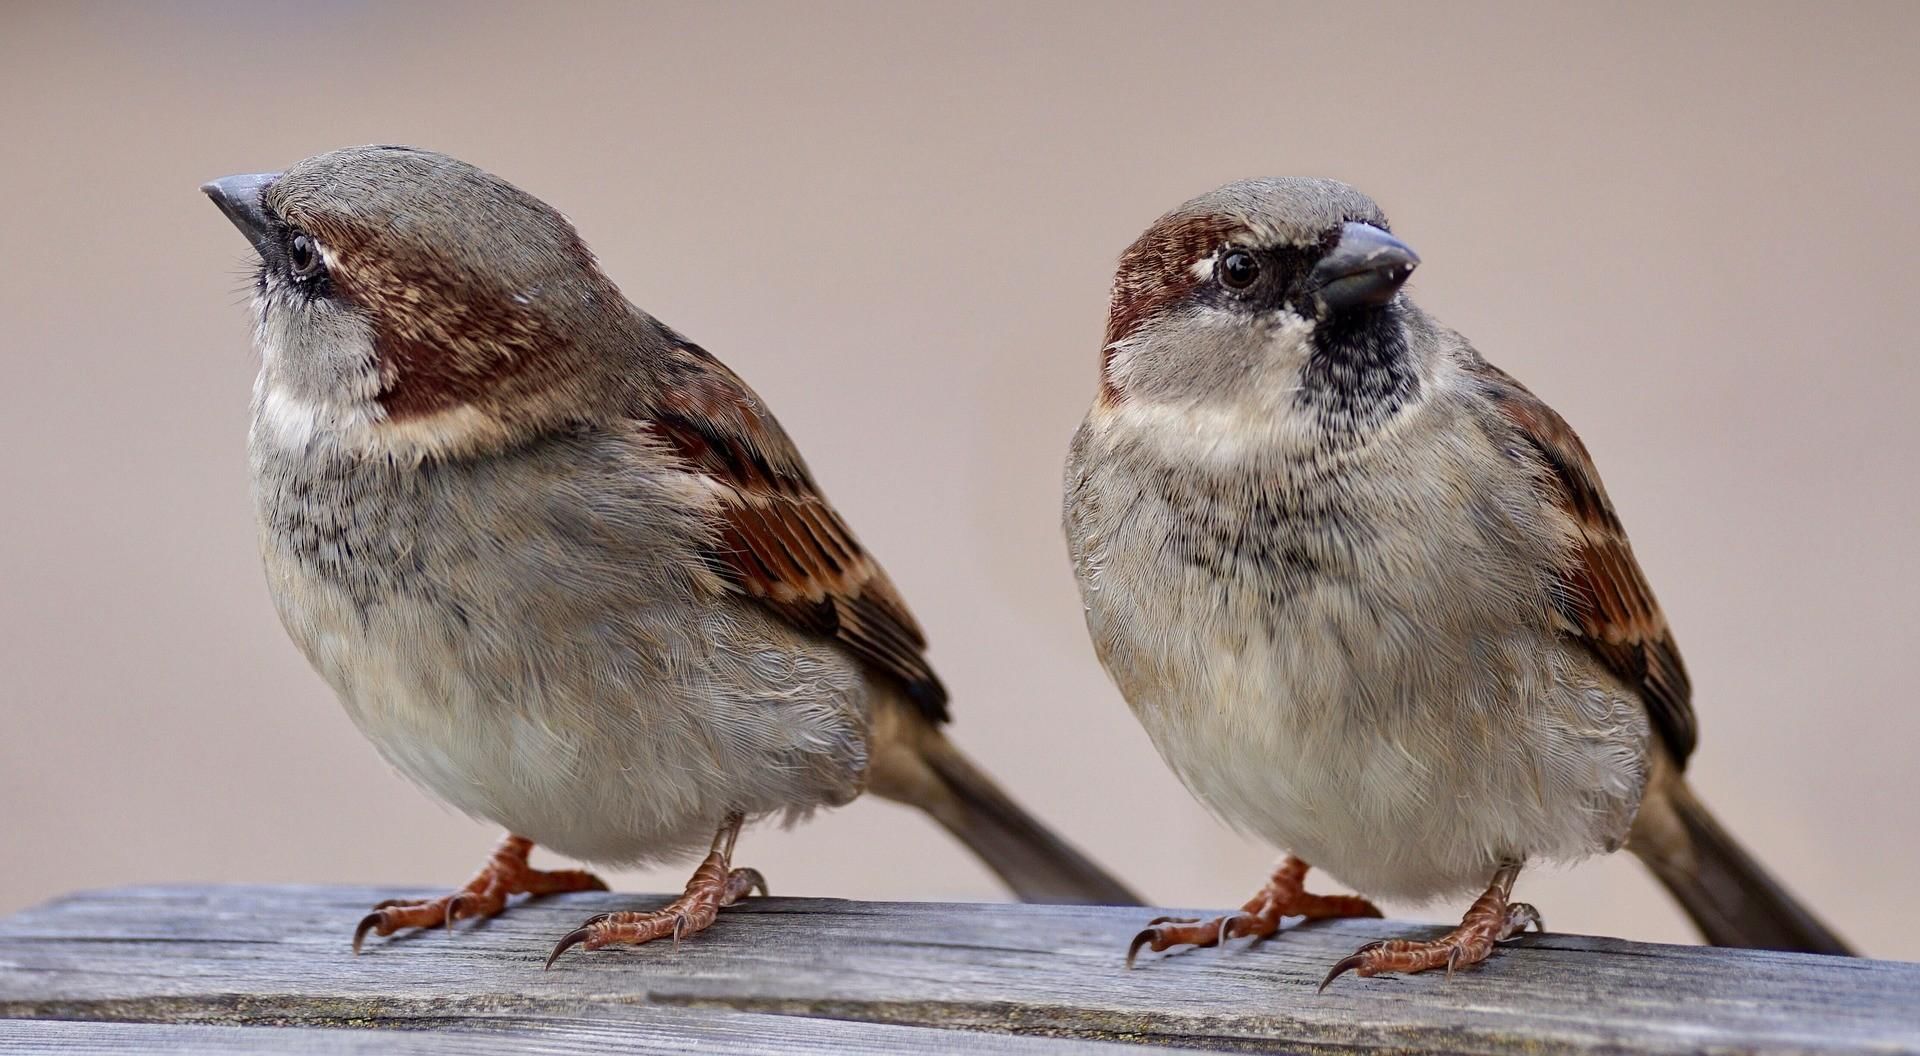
[1066,396,1649,899]
[249,426,872,866]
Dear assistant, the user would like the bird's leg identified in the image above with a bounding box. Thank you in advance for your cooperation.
[545,813,765,968]
[352,833,607,953]
[1319,863,1542,990]
[1127,856,1382,967]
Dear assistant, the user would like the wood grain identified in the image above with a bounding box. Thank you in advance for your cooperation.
[1,885,1914,1053]
[0,1011,1124,1055]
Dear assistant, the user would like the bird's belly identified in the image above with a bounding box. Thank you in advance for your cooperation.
[1102,573,1648,902]
[266,550,869,867]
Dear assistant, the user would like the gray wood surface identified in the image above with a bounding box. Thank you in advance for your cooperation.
[0,885,1914,1054]
[0,1010,1126,1054]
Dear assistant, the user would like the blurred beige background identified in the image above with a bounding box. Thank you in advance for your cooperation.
[2,2,1916,958]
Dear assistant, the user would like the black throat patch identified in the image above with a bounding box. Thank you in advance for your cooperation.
[1296,302,1419,431]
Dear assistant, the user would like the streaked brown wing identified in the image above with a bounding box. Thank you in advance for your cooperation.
[1472,359,1696,766]
[642,338,949,722]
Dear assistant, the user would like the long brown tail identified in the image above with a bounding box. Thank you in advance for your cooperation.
[1630,765,1853,955]
[867,698,1143,906]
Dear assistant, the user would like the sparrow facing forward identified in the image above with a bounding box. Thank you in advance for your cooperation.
[204,146,1139,963]
[1062,178,1853,985]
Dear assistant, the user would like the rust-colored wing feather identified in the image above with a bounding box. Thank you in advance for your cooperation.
[641,338,949,722]
[1472,359,1696,766]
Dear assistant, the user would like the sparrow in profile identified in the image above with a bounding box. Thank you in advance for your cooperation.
[1062,178,1854,986]
[203,145,1139,964]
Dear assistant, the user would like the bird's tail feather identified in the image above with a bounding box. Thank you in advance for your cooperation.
[867,698,1143,906]
[1630,765,1853,955]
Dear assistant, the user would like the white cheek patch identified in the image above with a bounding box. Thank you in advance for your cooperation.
[1104,399,1274,464]
[1099,312,1326,465]
[257,384,358,452]
[251,290,509,464]
[253,362,508,465]
[254,376,511,464]
[253,371,394,456]
[251,310,375,444]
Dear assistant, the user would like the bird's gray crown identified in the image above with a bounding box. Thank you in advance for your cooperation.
[1170,177,1391,249]
[266,146,587,277]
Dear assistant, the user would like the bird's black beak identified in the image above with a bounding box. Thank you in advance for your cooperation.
[200,172,283,259]
[1308,222,1419,315]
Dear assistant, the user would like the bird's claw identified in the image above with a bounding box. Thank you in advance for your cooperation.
[347,835,608,954]
[1508,902,1544,934]
[544,926,595,970]
[351,912,381,956]
[1125,859,1380,970]
[351,892,465,954]
[1316,879,1541,991]
[1318,941,1388,992]
[1124,927,1158,969]
[542,856,763,969]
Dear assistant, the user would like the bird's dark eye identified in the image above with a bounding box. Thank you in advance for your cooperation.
[1219,249,1260,290]
[287,233,325,281]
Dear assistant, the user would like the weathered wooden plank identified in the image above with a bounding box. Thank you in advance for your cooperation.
[0,886,1914,1054]
[0,1010,1130,1054]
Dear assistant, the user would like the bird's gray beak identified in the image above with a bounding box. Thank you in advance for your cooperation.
[200,172,282,259]
[1309,222,1419,314]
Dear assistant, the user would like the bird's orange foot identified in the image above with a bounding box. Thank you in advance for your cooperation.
[352,834,606,953]
[546,813,762,968]
[1127,856,1382,967]
[1319,864,1541,990]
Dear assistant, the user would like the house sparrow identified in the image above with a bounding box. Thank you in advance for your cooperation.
[1062,178,1854,986]
[203,145,1140,965]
